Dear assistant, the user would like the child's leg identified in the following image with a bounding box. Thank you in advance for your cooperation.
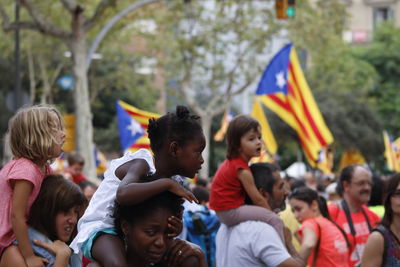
[216,205,285,241]
[0,245,27,267]
[91,234,128,267]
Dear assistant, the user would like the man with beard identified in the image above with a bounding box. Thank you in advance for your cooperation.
[328,164,380,267]
[216,163,303,267]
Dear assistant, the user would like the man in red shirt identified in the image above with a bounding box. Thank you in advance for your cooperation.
[328,164,380,267]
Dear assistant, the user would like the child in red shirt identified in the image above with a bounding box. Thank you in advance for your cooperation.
[63,151,88,184]
[209,115,284,241]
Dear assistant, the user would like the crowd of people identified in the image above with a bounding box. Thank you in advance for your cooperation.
[0,104,399,267]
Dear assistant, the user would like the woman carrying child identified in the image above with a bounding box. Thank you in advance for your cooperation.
[71,106,206,267]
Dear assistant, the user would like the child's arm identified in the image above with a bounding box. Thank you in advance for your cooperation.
[237,169,269,209]
[11,180,47,267]
[116,159,196,205]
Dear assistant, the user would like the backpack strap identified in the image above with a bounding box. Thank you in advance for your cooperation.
[341,199,373,237]
[372,225,388,267]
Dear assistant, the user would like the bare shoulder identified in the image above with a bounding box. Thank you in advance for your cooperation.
[367,230,385,245]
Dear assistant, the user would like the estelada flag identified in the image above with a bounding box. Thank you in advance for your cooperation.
[255,43,333,168]
[383,131,400,172]
[116,100,160,153]
[339,148,366,171]
[214,110,234,142]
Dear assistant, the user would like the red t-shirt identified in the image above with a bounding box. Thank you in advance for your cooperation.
[328,203,380,267]
[63,169,87,184]
[298,217,349,267]
[209,157,249,211]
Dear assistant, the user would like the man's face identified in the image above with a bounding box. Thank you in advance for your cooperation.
[345,166,373,205]
[269,171,289,212]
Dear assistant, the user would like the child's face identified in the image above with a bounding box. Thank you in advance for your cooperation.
[175,133,206,178]
[238,127,262,160]
[69,163,84,176]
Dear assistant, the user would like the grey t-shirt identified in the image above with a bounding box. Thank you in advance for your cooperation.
[216,221,290,267]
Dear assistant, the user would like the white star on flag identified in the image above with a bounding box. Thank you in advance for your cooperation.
[126,118,144,137]
[275,71,286,89]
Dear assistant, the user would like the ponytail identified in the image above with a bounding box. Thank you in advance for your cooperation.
[317,195,352,250]
[289,187,351,250]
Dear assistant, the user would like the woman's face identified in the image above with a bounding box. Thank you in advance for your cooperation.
[124,208,173,265]
[390,183,400,215]
[55,206,79,242]
[289,198,316,224]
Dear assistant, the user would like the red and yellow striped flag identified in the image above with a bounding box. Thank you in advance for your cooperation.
[383,131,400,172]
[116,100,160,153]
[255,43,333,168]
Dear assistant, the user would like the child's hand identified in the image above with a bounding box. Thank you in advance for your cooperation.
[26,254,48,267]
[34,239,72,257]
[169,181,198,203]
[167,216,183,238]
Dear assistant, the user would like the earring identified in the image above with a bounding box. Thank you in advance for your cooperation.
[123,232,128,251]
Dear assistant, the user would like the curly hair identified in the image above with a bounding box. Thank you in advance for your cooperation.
[113,190,184,237]
[147,106,202,152]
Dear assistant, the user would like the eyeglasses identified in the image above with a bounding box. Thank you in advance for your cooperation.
[351,181,374,187]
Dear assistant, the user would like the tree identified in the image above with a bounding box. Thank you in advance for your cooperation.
[139,0,281,177]
[355,23,400,137]
[280,0,384,169]
[0,0,159,177]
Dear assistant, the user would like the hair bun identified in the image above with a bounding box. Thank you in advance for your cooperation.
[176,106,190,120]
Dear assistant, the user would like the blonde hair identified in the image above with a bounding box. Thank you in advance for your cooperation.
[7,105,65,165]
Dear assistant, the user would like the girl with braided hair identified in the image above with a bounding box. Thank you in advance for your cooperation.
[71,106,206,267]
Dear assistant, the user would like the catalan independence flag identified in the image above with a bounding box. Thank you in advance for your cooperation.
[116,100,160,152]
[214,110,234,142]
[255,43,333,168]
[383,131,400,172]
[251,98,277,160]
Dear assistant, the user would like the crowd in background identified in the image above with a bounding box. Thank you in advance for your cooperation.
[1,105,399,267]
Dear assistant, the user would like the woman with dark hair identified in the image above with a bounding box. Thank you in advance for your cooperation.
[289,187,350,267]
[88,190,206,267]
[1,174,86,267]
[361,173,400,266]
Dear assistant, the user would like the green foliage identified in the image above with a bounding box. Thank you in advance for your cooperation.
[280,0,384,170]
[355,23,400,136]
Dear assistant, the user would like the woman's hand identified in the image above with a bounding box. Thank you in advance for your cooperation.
[164,239,206,267]
[167,216,183,238]
[33,240,71,267]
[168,181,198,203]
[33,240,71,257]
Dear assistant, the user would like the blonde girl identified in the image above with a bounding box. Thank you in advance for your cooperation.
[0,105,65,267]
[209,115,285,241]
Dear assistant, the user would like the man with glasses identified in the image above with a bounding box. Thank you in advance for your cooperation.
[328,164,380,267]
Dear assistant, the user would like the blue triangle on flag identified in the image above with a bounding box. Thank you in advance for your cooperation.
[116,102,145,151]
[256,43,292,96]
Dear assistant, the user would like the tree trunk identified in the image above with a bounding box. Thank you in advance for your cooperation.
[199,114,212,179]
[70,10,96,179]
